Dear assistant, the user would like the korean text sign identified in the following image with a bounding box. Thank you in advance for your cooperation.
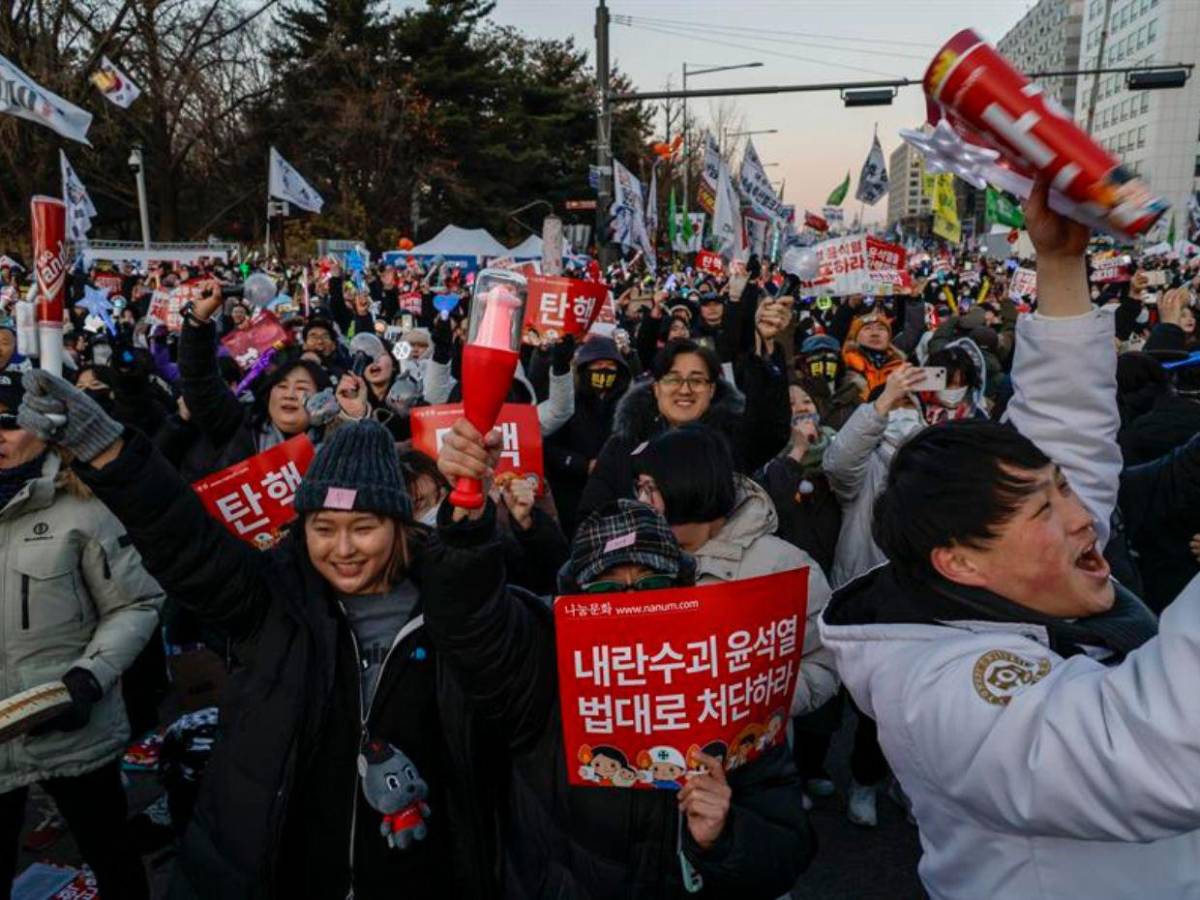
[410,403,544,494]
[555,568,809,789]
[191,435,315,548]
[694,250,725,278]
[522,275,609,339]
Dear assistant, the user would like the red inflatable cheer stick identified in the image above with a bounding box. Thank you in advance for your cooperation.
[448,269,528,510]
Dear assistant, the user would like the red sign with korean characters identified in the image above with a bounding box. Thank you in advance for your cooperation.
[694,250,725,278]
[555,568,809,789]
[191,434,315,549]
[410,403,545,495]
[522,275,609,340]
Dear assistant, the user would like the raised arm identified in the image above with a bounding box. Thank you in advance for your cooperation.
[1002,177,1120,546]
[178,286,248,447]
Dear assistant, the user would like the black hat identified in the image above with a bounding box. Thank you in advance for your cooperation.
[303,316,337,341]
[294,420,411,520]
[569,499,684,585]
[0,371,22,412]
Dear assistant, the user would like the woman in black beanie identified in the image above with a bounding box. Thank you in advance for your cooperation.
[15,370,503,900]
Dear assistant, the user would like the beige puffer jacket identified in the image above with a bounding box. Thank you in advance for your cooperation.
[0,453,164,793]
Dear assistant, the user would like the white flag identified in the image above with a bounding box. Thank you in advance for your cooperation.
[60,150,97,243]
[269,147,324,213]
[698,132,722,214]
[855,134,889,206]
[0,53,92,144]
[610,160,656,273]
[645,167,659,239]
[712,160,746,261]
[90,56,141,109]
[737,140,788,224]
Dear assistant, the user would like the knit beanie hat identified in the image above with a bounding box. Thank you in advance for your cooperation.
[847,309,893,344]
[294,419,411,520]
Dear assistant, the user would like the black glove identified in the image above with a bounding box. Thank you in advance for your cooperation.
[29,668,103,736]
[551,334,576,375]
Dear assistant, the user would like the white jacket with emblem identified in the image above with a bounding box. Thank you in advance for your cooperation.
[821,309,1200,898]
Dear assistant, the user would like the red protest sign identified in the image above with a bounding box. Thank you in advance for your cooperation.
[865,236,907,273]
[148,280,206,332]
[522,275,608,340]
[410,403,545,494]
[93,273,123,296]
[192,434,315,548]
[399,291,423,315]
[555,568,808,789]
[694,250,725,278]
[1009,267,1038,300]
[220,310,291,371]
[1090,255,1132,284]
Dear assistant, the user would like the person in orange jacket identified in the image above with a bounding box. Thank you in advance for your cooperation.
[841,309,906,401]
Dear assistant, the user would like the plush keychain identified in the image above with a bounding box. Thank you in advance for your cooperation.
[356,740,431,850]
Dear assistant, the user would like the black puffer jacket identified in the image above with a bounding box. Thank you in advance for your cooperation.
[545,338,632,536]
[78,432,501,900]
[1118,393,1200,467]
[1119,431,1200,613]
[577,354,789,520]
[422,502,814,899]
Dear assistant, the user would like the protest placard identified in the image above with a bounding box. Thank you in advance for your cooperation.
[220,310,291,371]
[410,403,544,494]
[522,275,609,340]
[1090,254,1131,284]
[555,568,809,789]
[191,434,315,548]
[694,250,725,278]
[1009,267,1038,300]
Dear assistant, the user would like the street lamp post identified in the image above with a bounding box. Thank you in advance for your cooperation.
[682,61,763,216]
[128,145,151,252]
[721,127,778,157]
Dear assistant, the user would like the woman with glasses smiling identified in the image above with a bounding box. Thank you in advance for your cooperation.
[578,333,791,522]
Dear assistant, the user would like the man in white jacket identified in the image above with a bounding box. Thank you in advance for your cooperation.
[819,178,1199,899]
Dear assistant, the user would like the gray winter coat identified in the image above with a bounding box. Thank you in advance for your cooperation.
[0,453,164,793]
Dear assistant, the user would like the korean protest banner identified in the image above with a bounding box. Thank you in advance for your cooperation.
[694,250,725,278]
[799,234,909,295]
[555,568,809,789]
[865,236,907,273]
[220,310,291,371]
[522,274,609,340]
[192,434,315,549]
[92,272,122,297]
[1090,254,1132,284]
[1009,267,1038,301]
[147,280,207,332]
[410,403,545,494]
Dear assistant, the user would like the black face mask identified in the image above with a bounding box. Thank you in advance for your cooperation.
[85,388,115,413]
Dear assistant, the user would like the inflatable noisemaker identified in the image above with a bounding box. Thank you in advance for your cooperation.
[30,196,67,377]
[448,268,528,510]
[924,28,1168,237]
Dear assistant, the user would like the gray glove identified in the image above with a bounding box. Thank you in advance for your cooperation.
[18,370,123,463]
[304,388,340,428]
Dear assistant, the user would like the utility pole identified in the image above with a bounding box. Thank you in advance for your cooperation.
[594,0,612,257]
[1085,0,1114,133]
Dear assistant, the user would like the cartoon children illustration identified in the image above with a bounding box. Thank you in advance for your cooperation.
[727,723,765,771]
[578,745,634,786]
[688,740,729,775]
[356,740,431,850]
[759,708,786,752]
[636,746,688,789]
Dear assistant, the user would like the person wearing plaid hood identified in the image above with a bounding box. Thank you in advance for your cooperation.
[423,416,813,899]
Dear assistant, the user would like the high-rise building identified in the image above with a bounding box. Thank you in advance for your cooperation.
[997,0,1086,116]
[886,137,932,234]
[1075,0,1200,236]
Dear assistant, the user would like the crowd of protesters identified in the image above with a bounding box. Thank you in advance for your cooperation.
[0,175,1199,899]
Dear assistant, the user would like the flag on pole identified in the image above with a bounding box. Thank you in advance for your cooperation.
[931,174,961,244]
[826,172,850,206]
[712,159,745,260]
[804,210,829,233]
[646,167,659,239]
[737,140,788,225]
[1188,191,1200,243]
[698,132,722,214]
[855,134,888,206]
[0,53,92,144]
[985,187,1025,228]
[268,147,324,213]
[681,205,695,245]
[1167,212,1176,245]
[667,187,679,248]
[90,56,141,108]
[60,150,97,243]
[611,159,656,272]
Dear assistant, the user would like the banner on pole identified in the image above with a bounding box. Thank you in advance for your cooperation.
[0,53,92,144]
[268,147,324,214]
[698,132,722,214]
[555,568,809,789]
[411,403,545,494]
[192,434,315,548]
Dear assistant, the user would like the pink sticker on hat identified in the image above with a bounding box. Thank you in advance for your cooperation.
[324,487,357,510]
[603,531,637,554]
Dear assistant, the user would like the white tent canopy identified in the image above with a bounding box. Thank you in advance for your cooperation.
[409,225,509,258]
[508,234,543,259]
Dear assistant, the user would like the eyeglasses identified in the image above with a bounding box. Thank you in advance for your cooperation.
[0,414,20,431]
[634,480,660,502]
[581,574,677,594]
[658,374,712,392]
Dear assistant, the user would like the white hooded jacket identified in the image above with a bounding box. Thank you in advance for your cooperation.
[816,309,1200,899]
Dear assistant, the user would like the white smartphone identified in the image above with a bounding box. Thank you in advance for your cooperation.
[909,366,947,392]
[1144,271,1168,288]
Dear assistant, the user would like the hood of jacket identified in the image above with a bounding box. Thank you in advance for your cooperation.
[573,336,632,399]
[698,475,778,561]
[612,376,746,445]
[0,453,92,521]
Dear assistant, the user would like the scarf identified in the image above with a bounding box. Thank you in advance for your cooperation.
[794,427,834,476]
[0,453,46,511]
[861,347,893,370]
